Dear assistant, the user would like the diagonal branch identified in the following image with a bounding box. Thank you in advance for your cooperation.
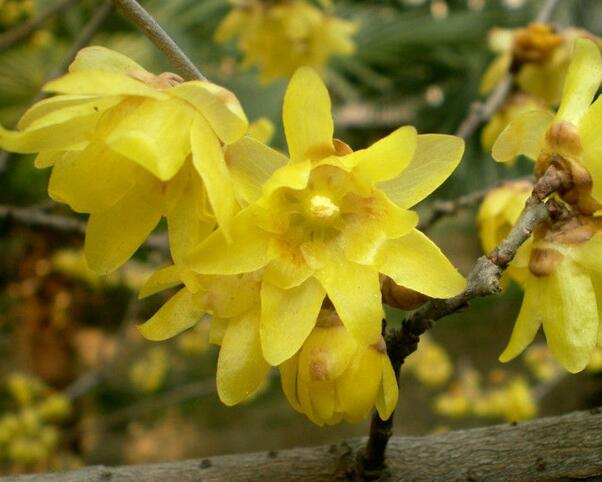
[112,0,207,81]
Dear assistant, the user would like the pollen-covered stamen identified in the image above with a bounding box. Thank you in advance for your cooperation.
[307,194,340,222]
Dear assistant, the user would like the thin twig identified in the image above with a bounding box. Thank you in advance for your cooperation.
[418,188,489,232]
[358,165,567,477]
[536,0,562,23]
[0,0,79,52]
[0,204,169,254]
[0,0,114,172]
[112,0,207,81]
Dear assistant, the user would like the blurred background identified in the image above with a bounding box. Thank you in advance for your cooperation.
[1,0,602,475]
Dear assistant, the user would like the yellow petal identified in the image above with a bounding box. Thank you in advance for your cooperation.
[261,159,311,199]
[283,67,334,162]
[170,81,248,144]
[0,113,99,153]
[556,39,602,125]
[340,193,418,265]
[105,98,194,181]
[48,142,136,213]
[139,264,182,299]
[85,183,162,274]
[18,95,121,131]
[310,381,336,423]
[34,150,69,169]
[375,355,398,421]
[225,136,287,205]
[217,310,270,406]
[337,347,382,422]
[377,229,466,298]
[248,117,275,144]
[205,273,261,319]
[491,110,554,163]
[263,248,313,289]
[296,376,322,425]
[137,288,204,341]
[578,97,602,203]
[379,134,464,209]
[44,71,167,99]
[499,277,543,362]
[191,114,238,235]
[345,126,417,182]
[315,248,383,345]
[68,46,146,74]
[279,353,302,412]
[543,261,598,373]
[260,278,325,366]
[210,316,228,345]
[185,208,272,275]
[480,52,512,95]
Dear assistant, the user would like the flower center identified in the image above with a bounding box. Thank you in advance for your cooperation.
[308,194,340,221]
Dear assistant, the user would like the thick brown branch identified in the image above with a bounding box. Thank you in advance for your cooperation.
[3,408,602,481]
[0,0,78,52]
[112,0,207,81]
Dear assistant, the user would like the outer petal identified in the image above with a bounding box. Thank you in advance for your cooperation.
[491,110,554,163]
[137,288,205,341]
[68,46,146,74]
[578,97,602,203]
[375,355,398,421]
[260,278,325,366]
[185,208,272,275]
[283,67,334,162]
[0,113,99,153]
[556,39,602,125]
[139,264,182,299]
[169,81,248,144]
[191,114,238,235]
[569,232,602,275]
[225,137,287,205]
[85,182,162,274]
[217,310,270,406]
[337,347,382,422]
[480,52,512,95]
[44,71,168,99]
[279,353,302,412]
[344,126,417,183]
[499,277,543,362]
[315,249,383,345]
[48,142,136,213]
[543,262,598,373]
[378,134,464,209]
[105,98,194,181]
[377,229,466,298]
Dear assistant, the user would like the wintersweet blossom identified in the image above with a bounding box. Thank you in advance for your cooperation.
[279,309,398,425]
[214,0,356,83]
[0,46,248,274]
[186,67,466,367]
[493,38,602,215]
[481,24,601,105]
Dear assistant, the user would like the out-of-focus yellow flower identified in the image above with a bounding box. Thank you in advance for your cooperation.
[248,116,275,144]
[493,38,602,216]
[215,0,357,83]
[137,268,269,406]
[481,24,601,105]
[473,376,537,422]
[404,334,452,388]
[434,368,480,419]
[481,94,549,153]
[129,346,169,394]
[587,347,602,373]
[186,67,466,367]
[523,344,563,381]
[0,46,248,275]
[0,0,35,28]
[279,309,397,425]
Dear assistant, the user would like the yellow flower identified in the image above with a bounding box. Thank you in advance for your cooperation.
[481,94,549,153]
[215,0,356,83]
[493,38,602,215]
[0,46,248,274]
[473,377,537,422]
[481,24,601,105]
[279,309,397,425]
[404,334,452,388]
[186,67,466,367]
[499,214,602,373]
[137,266,269,406]
[248,116,275,144]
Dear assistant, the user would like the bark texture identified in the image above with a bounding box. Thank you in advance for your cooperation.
[3,408,602,482]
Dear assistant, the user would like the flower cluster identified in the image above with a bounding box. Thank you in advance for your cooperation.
[214,0,357,83]
[481,38,602,373]
[0,47,468,425]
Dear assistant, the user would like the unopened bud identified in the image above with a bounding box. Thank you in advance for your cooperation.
[382,277,430,310]
[528,248,564,277]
